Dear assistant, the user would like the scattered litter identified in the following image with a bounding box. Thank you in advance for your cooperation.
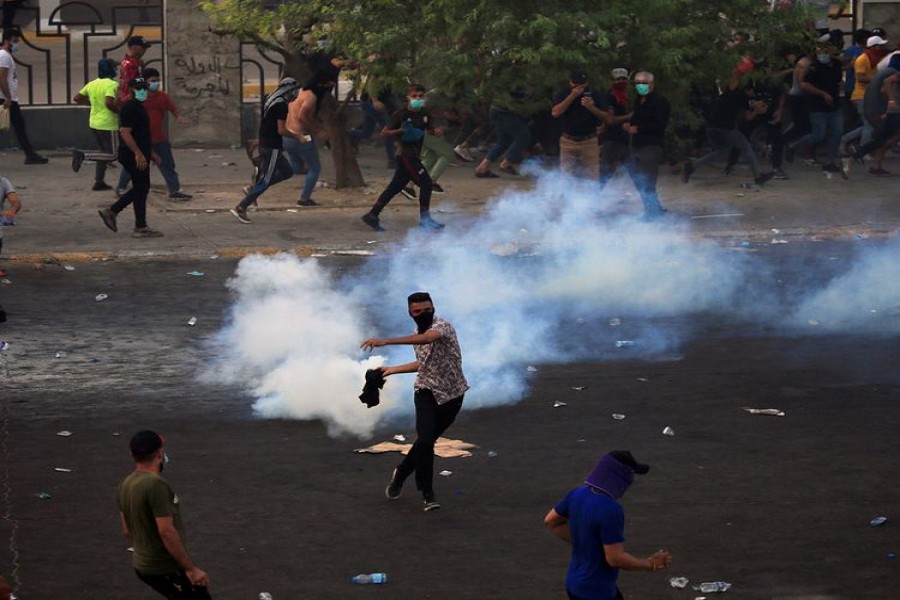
[259,593,273,600]
[552,401,567,408]
[333,250,374,256]
[637,377,648,382]
[187,271,205,277]
[740,241,751,247]
[662,426,675,436]
[743,408,785,417]
[366,240,378,244]
[870,516,888,527]
[126,546,134,552]
[856,233,868,240]
[770,239,788,244]
[36,492,52,500]
[808,319,820,326]
[194,148,206,152]
[694,582,731,593]
[286,209,299,213]
[670,577,690,589]
[615,340,635,348]
[608,318,621,326]
[54,467,72,473]
[221,162,237,166]
[526,365,538,372]
[205,209,216,213]
[1,279,11,285]
[0,342,8,351]
[439,470,453,477]
[392,434,406,442]
[572,386,586,391]
[210,254,219,260]
[771,228,780,234]
[55,351,67,358]
[317,181,328,188]
[112,432,120,436]
[735,193,745,197]
[187,317,198,327]
[487,450,498,458]
[57,430,73,437]
[64,265,76,271]
[310,253,328,258]
[95,293,108,302]
[612,414,626,420]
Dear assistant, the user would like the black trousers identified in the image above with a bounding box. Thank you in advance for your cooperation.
[111,153,150,229]
[3,100,39,158]
[395,389,463,496]
[135,570,213,600]
[372,154,433,216]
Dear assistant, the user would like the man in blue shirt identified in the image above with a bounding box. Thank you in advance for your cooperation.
[545,451,672,600]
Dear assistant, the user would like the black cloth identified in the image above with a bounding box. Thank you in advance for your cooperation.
[135,569,213,600]
[359,369,386,408]
[394,389,464,496]
[386,108,433,158]
[805,59,842,113]
[630,93,670,148]
[2,100,39,158]
[707,89,751,129]
[371,154,433,215]
[602,92,630,144]
[111,153,150,229]
[258,100,288,149]
[553,87,605,136]
[118,100,151,160]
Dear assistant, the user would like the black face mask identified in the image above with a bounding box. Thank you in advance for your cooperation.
[412,310,435,333]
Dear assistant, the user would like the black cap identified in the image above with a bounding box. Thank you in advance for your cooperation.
[129,77,149,90]
[570,70,588,84]
[129,430,163,457]
[128,35,151,48]
[609,450,650,474]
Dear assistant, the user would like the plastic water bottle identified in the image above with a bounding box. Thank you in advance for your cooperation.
[696,581,731,593]
[259,593,273,600]
[351,573,387,584]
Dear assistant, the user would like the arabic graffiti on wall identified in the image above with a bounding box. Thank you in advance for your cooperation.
[171,55,240,99]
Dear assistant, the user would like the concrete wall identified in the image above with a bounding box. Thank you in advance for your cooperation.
[0,106,97,151]
[164,0,242,147]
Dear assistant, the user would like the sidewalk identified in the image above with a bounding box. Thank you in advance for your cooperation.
[1,142,897,263]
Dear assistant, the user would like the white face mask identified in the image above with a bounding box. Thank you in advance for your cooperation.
[9,42,19,53]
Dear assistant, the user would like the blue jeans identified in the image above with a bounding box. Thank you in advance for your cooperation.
[349,99,394,162]
[486,107,531,164]
[790,110,842,163]
[118,140,182,193]
[282,135,321,201]
[626,145,665,216]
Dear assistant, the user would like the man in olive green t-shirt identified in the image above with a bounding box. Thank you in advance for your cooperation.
[117,430,212,599]
[72,58,120,191]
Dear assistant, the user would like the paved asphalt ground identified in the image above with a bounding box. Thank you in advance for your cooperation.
[0,143,899,599]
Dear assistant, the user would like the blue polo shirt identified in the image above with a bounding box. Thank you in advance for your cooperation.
[555,485,626,600]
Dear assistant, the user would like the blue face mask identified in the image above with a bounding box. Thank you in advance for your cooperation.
[409,98,426,110]
[635,83,651,96]
[148,81,160,92]
[134,89,149,102]
[816,53,831,64]
[9,43,19,53]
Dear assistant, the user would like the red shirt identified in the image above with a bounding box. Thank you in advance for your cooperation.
[118,55,142,100]
[141,91,178,143]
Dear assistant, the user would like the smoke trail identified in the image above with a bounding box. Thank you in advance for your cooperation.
[789,238,900,334]
[210,171,760,437]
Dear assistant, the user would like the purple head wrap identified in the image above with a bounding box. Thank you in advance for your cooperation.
[584,451,649,499]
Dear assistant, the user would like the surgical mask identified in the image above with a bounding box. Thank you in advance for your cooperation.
[9,43,18,53]
[148,81,161,92]
[409,98,426,110]
[133,89,149,102]
[412,310,435,333]
[817,53,830,64]
[635,83,651,96]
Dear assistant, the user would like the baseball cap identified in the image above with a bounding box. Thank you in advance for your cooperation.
[611,68,629,80]
[609,450,650,474]
[570,70,588,84]
[129,430,164,457]
[867,35,888,47]
[128,35,152,48]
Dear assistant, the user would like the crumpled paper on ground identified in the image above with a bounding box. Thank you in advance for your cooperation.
[354,436,479,458]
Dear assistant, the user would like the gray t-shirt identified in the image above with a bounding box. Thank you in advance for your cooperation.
[0,177,14,240]
[863,67,898,125]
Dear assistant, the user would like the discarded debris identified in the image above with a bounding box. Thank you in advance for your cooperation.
[54,467,72,473]
[36,492,52,500]
[487,450,498,458]
[870,516,888,527]
[527,365,538,372]
[608,318,621,326]
[64,265,76,271]
[637,377,648,382]
[662,426,675,436]
[743,408,785,417]
[552,401,567,408]
[669,577,689,589]
[95,293,108,302]
[392,434,406,443]
[615,340,635,348]
[808,319,820,326]
[285,209,299,213]
[1,279,11,285]
[770,239,788,244]
[572,386,586,391]
[439,470,453,477]
[187,271,205,277]
[187,317,198,327]
[205,209,216,213]
[55,351,67,358]
[694,582,731,593]
[612,414,626,421]
[333,250,374,257]
[57,430,73,437]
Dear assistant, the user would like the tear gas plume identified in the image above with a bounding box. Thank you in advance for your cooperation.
[208,171,897,438]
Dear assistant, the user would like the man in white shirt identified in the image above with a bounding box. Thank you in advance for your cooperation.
[0,28,47,164]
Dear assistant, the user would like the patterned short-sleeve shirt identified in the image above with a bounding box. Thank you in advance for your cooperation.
[413,316,469,404]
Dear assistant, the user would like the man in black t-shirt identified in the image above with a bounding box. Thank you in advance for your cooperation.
[787,41,845,176]
[230,77,298,224]
[624,71,670,219]
[599,68,633,188]
[551,70,607,178]
[98,78,162,238]
[683,77,773,187]
[361,83,444,232]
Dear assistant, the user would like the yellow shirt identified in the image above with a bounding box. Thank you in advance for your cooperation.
[851,54,875,101]
[79,77,119,130]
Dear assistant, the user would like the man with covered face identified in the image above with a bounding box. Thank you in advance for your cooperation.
[360,292,468,512]
[545,450,672,600]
